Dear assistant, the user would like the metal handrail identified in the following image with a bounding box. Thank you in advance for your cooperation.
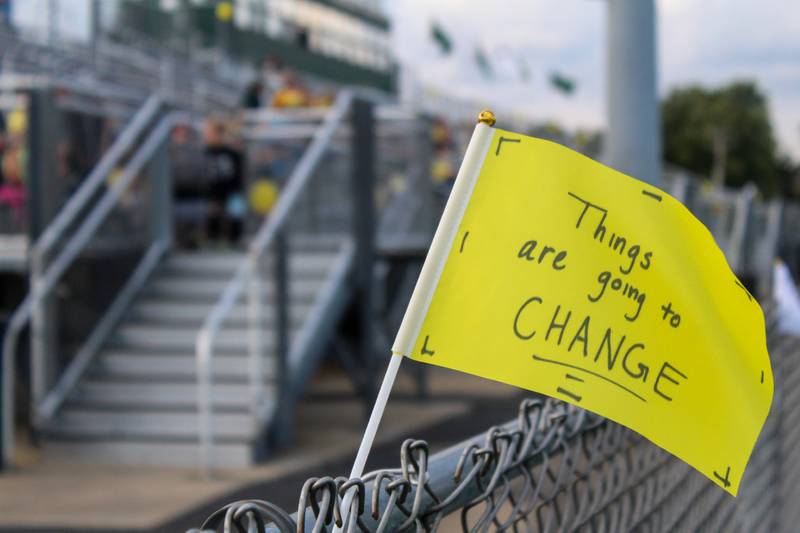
[1,110,186,467]
[32,95,160,257]
[1,25,247,113]
[195,91,354,474]
[0,72,147,105]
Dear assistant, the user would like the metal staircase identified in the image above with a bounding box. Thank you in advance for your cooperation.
[42,240,348,466]
[2,90,433,470]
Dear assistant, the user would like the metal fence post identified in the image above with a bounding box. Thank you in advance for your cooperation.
[351,98,377,404]
[27,88,61,414]
[728,184,756,275]
[148,135,173,248]
[268,232,290,449]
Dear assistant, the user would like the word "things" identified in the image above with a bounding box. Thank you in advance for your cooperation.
[568,192,653,276]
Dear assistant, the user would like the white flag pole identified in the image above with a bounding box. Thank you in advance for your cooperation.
[335,111,497,532]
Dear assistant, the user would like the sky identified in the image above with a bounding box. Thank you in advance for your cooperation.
[387,0,800,159]
[11,0,800,159]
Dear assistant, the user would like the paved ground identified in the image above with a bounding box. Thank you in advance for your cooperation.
[0,361,527,532]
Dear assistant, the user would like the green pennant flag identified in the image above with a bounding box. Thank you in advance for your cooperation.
[475,47,493,79]
[430,21,453,55]
[550,72,576,95]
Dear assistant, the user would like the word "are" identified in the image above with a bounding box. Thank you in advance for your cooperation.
[517,240,568,271]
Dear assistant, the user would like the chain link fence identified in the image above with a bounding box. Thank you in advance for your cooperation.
[191,308,794,532]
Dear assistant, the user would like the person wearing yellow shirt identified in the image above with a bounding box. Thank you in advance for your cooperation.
[270,71,311,109]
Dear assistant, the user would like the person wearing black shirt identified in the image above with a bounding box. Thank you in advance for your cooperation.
[203,120,244,245]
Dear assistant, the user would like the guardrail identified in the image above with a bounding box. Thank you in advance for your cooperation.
[196,91,438,474]
[1,98,186,466]
[196,315,795,532]
[195,91,356,475]
[0,25,246,112]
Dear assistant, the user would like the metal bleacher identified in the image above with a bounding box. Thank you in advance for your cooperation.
[1,24,439,471]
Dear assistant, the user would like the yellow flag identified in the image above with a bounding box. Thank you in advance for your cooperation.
[393,124,772,496]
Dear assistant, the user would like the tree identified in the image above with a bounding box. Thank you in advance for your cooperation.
[661,81,791,197]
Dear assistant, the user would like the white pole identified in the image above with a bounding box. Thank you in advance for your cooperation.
[335,112,497,532]
[335,353,403,532]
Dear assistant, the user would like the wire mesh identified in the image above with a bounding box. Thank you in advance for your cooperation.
[194,311,794,532]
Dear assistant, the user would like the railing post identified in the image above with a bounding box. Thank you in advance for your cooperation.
[196,330,214,478]
[247,255,264,428]
[760,199,784,298]
[669,172,690,206]
[270,231,290,448]
[351,98,377,404]
[27,88,61,415]
[148,133,173,248]
[728,184,756,275]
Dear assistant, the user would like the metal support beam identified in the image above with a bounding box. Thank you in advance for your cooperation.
[270,231,290,449]
[147,138,173,247]
[351,98,377,407]
[606,0,661,187]
[27,89,61,410]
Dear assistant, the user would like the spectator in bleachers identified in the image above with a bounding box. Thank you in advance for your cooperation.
[204,119,245,246]
[430,118,457,200]
[0,110,6,185]
[261,56,285,104]
[242,80,264,109]
[270,70,311,109]
[0,108,26,226]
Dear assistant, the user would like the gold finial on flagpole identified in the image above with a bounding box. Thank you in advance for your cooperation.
[477,110,496,127]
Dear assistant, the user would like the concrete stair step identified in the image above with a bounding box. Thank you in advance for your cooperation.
[127,300,312,327]
[39,236,349,467]
[164,251,338,279]
[43,439,252,467]
[146,277,323,302]
[45,409,254,440]
[110,325,299,351]
[169,236,343,266]
[72,380,275,410]
[167,252,245,272]
[91,351,278,380]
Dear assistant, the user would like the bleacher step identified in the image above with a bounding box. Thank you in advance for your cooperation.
[127,300,311,326]
[147,277,323,301]
[46,410,255,440]
[73,380,274,410]
[43,439,253,467]
[165,252,336,278]
[91,351,279,380]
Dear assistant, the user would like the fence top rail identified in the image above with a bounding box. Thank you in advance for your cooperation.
[196,311,789,532]
[0,73,147,104]
[198,398,606,532]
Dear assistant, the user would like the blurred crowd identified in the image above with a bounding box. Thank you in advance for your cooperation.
[0,107,26,231]
[171,57,341,249]
[241,56,335,110]
[0,54,474,248]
